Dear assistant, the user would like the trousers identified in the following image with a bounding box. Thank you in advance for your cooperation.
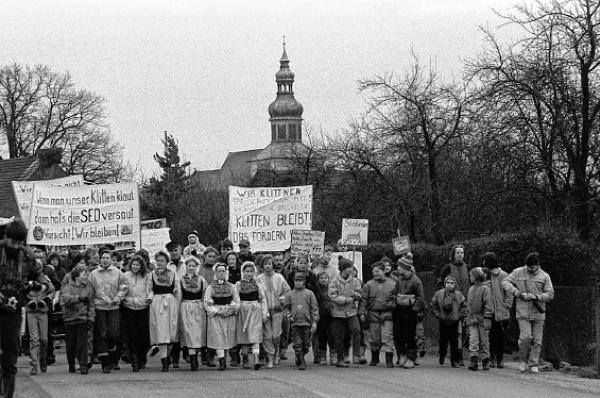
[0,313,21,398]
[468,324,489,359]
[65,321,88,366]
[26,312,48,366]
[330,316,360,360]
[517,319,544,367]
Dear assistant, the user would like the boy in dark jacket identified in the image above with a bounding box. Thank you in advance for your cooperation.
[430,275,466,367]
[313,272,334,365]
[466,267,493,371]
[60,267,95,374]
[283,272,319,370]
[359,262,396,367]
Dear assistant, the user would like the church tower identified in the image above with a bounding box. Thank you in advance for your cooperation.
[268,38,303,143]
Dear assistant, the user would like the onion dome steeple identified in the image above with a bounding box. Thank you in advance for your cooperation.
[268,37,303,142]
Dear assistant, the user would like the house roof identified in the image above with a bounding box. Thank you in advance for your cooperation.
[0,157,40,218]
[221,149,262,172]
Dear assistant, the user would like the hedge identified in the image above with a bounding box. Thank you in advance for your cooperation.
[361,231,600,286]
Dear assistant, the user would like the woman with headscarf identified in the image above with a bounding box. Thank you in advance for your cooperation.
[148,250,181,372]
[235,262,268,370]
[204,263,240,370]
[179,256,208,371]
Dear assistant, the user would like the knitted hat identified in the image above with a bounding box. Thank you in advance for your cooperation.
[444,275,458,284]
[397,252,414,271]
[525,252,540,266]
[239,239,250,248]
[481,252,499,269]
[469,267,486,284]
[188,230,200,240]
[338,257,354,272]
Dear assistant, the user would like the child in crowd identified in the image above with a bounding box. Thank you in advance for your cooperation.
[179,256,208,371]
[313,272,334,365]
[359,261,396,368]
[430,275,466,367]
[312,246,337,282]
[236,262,268,370]
[25,263,55,375]
[466,267,493,371]
[283,272,319,370]
[60,267,95,375]
[257,254,291,368]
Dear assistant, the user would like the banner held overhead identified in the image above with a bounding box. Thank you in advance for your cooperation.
[26,182,140,247]
[229,185,313,252]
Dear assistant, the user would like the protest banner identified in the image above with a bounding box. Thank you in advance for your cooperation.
[141,218,168,230]
[342,218,369,246]
[330,251,363,280]
[228,185,312,251]
[290,230,325,257]
[141,227,171,256]
[393,235,411,256]
[26,182,140,247]
[12,175,85,228]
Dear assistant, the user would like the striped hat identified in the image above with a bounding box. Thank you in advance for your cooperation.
[397,252,414,271]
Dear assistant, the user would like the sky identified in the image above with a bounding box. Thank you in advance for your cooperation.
[1,0,523,177]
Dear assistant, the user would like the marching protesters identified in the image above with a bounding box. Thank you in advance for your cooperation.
[359,261,396,368]
[438,244,470,365]
[41,252,61,367]
[88,249,128,373]
[328,257,362,368]
[312,245,337,282]
[148,250,181,372]
[502,252,554,373]
[393,253,426,369]
[183,230,207,258]
[235,262,268,370]
[60,267,95,375]
[257,254,291,368]
[313,271,335,365]
[482,252,513,368]
[122,255,152,372]
[238,239,255,263]
[25,261,55,375]
[430,275,467,367]
[179,256,208,371]
[166,241,186,368]
[204,263,240,371]
[283,272,319,370]
[466,267,493,371]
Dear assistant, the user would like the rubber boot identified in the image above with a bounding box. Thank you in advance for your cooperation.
[161,358,169,372]
[68,363,76,373]
[39,341,48,373]
[369,351,380,366]
[482,357,490,371]
[468,356,479,371]
[253,353,263,370]
[385,353,394,368]
[218,357,226,371]
[190,354,199,371]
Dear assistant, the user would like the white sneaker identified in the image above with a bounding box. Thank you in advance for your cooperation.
[519,362,528,373]
[397,355,408,368]
[403,359,415,369]
[530,366,539,374]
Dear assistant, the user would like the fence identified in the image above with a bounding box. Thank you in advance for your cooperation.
[418,272,600,372]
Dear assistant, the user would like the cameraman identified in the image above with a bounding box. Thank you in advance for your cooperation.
[0,219,49,398]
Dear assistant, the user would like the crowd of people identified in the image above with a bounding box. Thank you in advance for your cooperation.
[0,220,555,398]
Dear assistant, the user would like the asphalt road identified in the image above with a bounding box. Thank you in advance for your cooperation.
[15,351,600,398]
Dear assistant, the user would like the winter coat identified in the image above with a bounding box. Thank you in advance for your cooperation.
[502,266,554,321]
[88,265,128,311]
[256,272,291,314]
[395,271,426,315]
[466,281,493,326]
[359,277,396,322]
[439,262,470,297]
[488,269,513,321]
[328,274,362,318]
[60,279,95,324]
[430,288,466,325]
[122,271,152,310]
[314,284,333,318]
[283,287,319,327]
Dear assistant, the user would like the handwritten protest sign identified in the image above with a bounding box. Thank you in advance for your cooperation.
[342,218,369,246]
[12,175,85,228]
[141,227,171,256]
[228,185,312,251]
[392,235,411,255]
[26,182,140,246]
[141,218,168,230]
[291,230,325,257]
[330,251,363,280]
